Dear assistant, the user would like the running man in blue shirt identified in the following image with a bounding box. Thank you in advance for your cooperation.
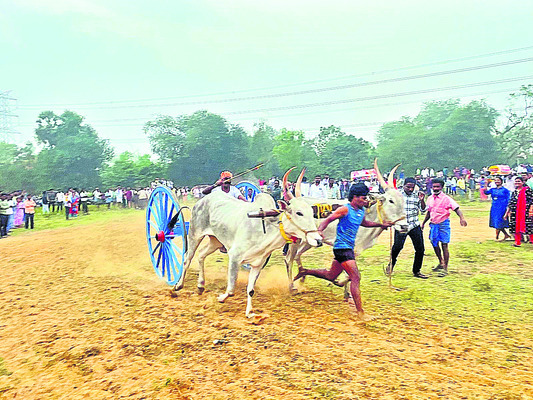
[294,184,393,321]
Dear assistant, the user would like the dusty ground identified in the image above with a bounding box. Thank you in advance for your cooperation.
[0,208,532,399]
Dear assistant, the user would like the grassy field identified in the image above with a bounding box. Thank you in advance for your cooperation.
[8,204,140,236]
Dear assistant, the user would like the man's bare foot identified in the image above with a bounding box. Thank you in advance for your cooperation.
[356,311,375,322]
[293,269,307,281]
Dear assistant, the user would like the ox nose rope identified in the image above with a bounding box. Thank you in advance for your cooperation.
[278,212,319,243]
[370,199,406,291]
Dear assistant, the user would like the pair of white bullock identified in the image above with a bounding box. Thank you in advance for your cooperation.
[174,160,407,318]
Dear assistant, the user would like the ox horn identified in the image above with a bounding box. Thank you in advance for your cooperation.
[387,164,401,188]
[374,158,389,189]
[294,168,306,197]
[282,167,296,201]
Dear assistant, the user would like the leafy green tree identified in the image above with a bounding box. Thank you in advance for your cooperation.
[145,111,251,186]
[414,99,461,129]
[426,100,498,169]
[493,85,533,164]
[34,110,113,189]
[376,100,498,173]
[144,115,185,163]
[100,152,164,189]
[0,142,39,193]
[318,134,375,178]
[312,125,374,178]
[249,122,280,177]
[272,129,306,172]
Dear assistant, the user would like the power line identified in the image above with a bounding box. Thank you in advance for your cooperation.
[80,57,532,110]
[17,83,528,128]
[223,76,533,115]
[19,46,533,109]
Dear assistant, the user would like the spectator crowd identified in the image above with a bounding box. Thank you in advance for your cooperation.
[1,164,532,245]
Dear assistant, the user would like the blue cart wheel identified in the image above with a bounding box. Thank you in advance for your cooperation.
[146,186,188,285]
[235,181,261,202]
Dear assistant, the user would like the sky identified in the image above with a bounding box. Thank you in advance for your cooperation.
[1,0,532,156]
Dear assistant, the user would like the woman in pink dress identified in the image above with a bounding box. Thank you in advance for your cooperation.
[13,196,25,227]
[479,176,488,201]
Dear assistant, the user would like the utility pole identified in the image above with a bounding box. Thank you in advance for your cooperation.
[0,90,19,142]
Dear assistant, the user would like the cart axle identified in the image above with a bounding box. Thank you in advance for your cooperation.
[155,231,166,242]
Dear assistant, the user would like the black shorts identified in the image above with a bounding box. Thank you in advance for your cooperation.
[333,248,355,263]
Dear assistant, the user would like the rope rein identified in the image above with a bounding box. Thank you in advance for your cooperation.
[278,211,318,243]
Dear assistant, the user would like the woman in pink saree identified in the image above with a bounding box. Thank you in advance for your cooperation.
[13,196,25,227]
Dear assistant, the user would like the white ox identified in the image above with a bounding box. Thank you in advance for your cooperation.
[175,169,323,318]
[284,160,408,292]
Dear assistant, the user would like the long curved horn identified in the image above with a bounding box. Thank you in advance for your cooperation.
[374,158,388,189]
[294,168,306,197]
[387,164,401,188]
[282,167,296,201]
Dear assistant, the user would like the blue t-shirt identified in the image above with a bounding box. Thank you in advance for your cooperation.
[333,204,365,249]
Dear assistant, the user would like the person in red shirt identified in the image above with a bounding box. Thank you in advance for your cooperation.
[421,179,467,276]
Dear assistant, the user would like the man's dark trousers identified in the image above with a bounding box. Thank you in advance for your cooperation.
[0,215,8,236]
[24,213,34,229]
[390,226,425,274]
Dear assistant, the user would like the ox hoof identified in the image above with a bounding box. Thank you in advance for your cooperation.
[197,286,205,295]
[289,285,299,295]
[217,293,233,303]
[247,313,269,325]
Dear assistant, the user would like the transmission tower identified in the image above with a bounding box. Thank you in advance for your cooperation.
[0,90,19,142]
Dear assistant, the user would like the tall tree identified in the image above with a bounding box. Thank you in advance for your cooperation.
[100,152,164,189]
[0,142,38,192]
[272,129,306,172]
[493,84,533,164]
[145,111,251,186]
[312,125,374,178]
[376,118,428,173]
[249,122,280,177]
[144,115,185,163]
[34,110,113,189]
[376,100,498,173]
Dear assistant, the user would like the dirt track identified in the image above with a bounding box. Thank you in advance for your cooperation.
[0,211,532,399]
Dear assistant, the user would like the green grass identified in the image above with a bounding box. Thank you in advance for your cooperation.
[291,215,533,335]
[0,357,12,377]
[8,205,142,236]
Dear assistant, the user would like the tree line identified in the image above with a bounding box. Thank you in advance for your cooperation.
[1,85,531,192]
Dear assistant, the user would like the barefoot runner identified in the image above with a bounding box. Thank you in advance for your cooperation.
[294,183,394,321]
[421,178,467,276]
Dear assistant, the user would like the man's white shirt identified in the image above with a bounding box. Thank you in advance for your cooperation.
[308,183,326,198]
[213,186,242,199]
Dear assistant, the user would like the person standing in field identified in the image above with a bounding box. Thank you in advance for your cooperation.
[0,193,11,238]
[24,195,36,229]
[422,179,468,276]
[505,176,533,247]
[483,176,511,241]
[13,196,25,228]
[308,175,326,198]
[388,177,428,279]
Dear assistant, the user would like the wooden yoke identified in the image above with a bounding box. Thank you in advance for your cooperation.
[247,209,281,218]
[247,208,281,234]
